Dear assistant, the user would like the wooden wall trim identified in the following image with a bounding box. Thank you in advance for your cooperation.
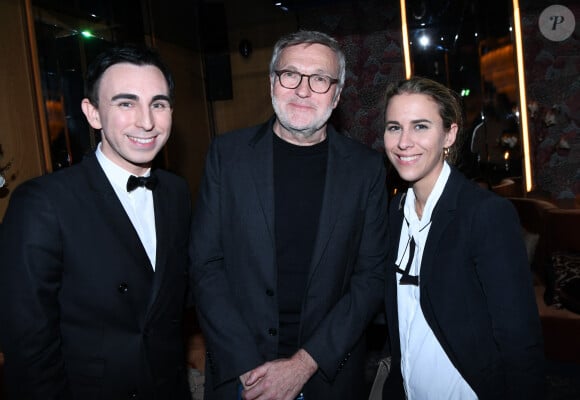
[25,0,52,173]
[0,0,47,220]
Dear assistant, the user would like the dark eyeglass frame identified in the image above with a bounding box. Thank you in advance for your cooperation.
[274,70,339,94]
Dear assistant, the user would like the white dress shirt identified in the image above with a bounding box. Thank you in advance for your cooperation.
[396,162,477,399]
[96,145,157,270]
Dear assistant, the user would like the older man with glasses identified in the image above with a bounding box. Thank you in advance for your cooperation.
[190,30,388,400]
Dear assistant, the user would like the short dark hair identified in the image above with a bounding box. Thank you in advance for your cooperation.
[383,76,464,164]
[84,44,174,107]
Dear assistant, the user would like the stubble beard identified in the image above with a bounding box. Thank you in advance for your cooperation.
[272,96,333,139]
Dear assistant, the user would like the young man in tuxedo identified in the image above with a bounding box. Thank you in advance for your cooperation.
[0,45,193,399]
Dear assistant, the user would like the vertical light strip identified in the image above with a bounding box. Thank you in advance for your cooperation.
[400,0,412,79]
[512,0,533,192]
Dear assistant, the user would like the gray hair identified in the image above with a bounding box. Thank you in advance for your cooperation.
[269,30,346,91]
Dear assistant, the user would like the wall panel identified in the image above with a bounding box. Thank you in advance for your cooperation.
[0,0,46,220]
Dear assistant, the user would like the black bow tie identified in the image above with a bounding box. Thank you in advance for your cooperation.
[126,174,158,192]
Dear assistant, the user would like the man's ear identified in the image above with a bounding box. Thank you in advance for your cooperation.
[331,88,342,109]
[81,98,102,130]
[269,74,275,98]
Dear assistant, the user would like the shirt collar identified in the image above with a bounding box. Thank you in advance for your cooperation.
[95,143,151,192]
[404,161,451,232]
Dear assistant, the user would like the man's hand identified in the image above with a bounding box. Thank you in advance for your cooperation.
[240,349,318,400]
[239,370,255,391]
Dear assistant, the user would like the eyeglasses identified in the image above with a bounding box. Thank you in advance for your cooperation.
[274,70,339,94]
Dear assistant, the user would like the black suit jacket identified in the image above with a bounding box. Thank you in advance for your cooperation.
[383,167,545,399]
[190,117,388,399]
[0,154,192,400]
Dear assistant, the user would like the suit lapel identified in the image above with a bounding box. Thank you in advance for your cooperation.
[248,122,349,278]
[83,156,154,274]
[419,169,461,285]
[147,172,169,310]
[309,130,347,275]
[249,120,276,248]
[82,155,154,322]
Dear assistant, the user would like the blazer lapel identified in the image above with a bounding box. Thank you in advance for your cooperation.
[309,130,347,275]
[248,121,348,280]
[419,168,462,285]
[249,119,276,248]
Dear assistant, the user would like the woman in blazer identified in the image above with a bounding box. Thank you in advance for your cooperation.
[380,77,544,399]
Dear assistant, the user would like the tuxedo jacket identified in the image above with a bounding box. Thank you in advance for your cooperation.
[383,167,545,399]
[0,154,192,400]
[190,117,388,399]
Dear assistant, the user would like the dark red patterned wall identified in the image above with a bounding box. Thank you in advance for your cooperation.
[521,1,580,202]
[297,0,405,150]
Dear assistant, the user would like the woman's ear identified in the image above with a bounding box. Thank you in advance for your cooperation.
[81,98,102,130]
[445,123,458,148]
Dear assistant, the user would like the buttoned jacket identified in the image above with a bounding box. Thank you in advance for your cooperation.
[0,154,192,399]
